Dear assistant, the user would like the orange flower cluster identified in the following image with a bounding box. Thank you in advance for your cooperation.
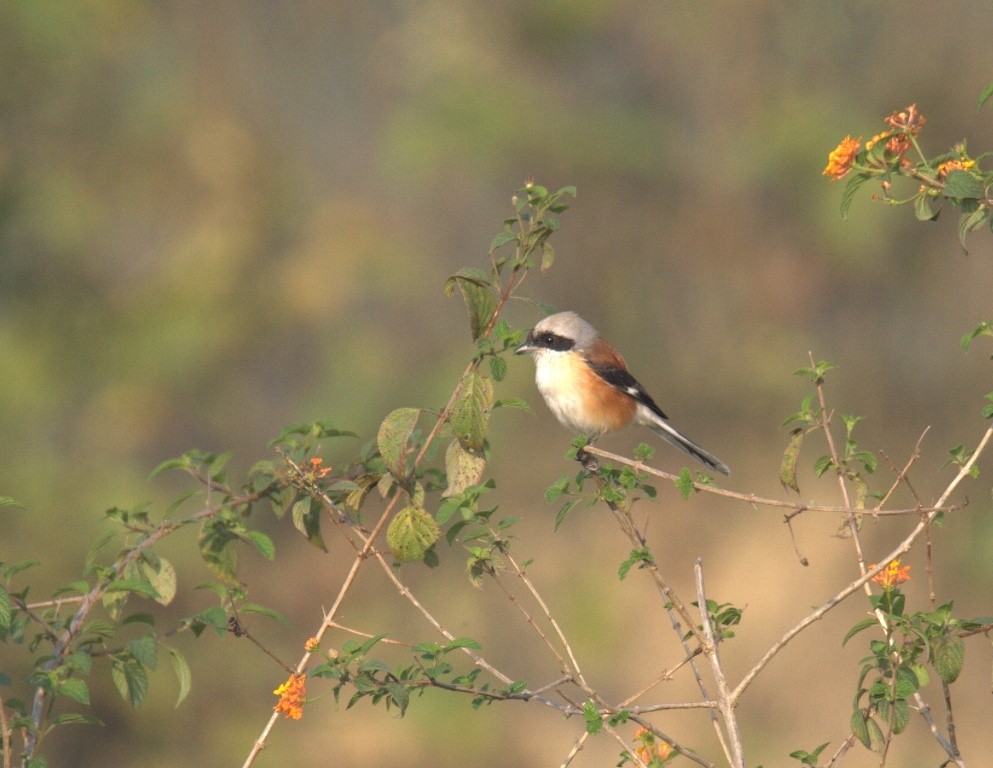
[633,726,673,765]
[273,673,307,720]
[870,559,911,590]
[304,636,320,652]
[305,456,332,480]
[825,104,928,181]
[823,135,861,180]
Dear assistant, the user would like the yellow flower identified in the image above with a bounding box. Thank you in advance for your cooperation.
[823,135,861,180]
[936,158,975,180]
[870,559,911,590]
[273,673,307,720]
[304,637,320,652]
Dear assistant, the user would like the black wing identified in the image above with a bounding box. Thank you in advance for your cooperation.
[587,361,669,421]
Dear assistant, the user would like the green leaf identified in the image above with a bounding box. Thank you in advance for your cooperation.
[105,578,159,600]
[840,172,871,219]
[0,496,24,511]
[0,585,10,631]
[129,635,158,670]
[450,371,494,452]
[386,507,441,563]
[582,700,602,734]
[913,192,939,221]
[167,646,192,707]
[488,354,508,382]
[443,439,486,498]
[493,397,530,411]
[444,267,497,340]
[932,634,965,683]
[944,169,984,199]
[291,498,327,552]
[842,617,878,646]
[850,708,870,748]
[980,82,993,110]
[111,657,149,708]
[674,468,695,499]
[59,677,90,705]
[140,557,177,606]
[377,407,421,480]
[554,500,579,530]
[489,229,518,253]
[243,530,276,560]
[189,605,229,636]
[51,712,102,726]
[957,206,989,252]
[239,602,291,626]
[887,698,911,734]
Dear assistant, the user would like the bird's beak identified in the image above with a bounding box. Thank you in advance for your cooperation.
[515,333,535,355]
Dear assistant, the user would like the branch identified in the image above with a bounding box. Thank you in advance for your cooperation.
[695,561,744,768]
[579,446,961,517]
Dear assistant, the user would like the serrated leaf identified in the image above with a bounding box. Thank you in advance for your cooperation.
[129,634,159,670]
[944,169,984,199]
[851,709,870,747]
[888,698,911,734]
[450,371,494,452]
[291,498,327,552]
[489,355,508,382]
[443,439,486,498]
[489,229,518,253]
[445,268,497,340]
[386,506,440,563]
[780,428,803,493]
[377,407,421,480]
[932,634,965,683]
[865,715,885,754]
[59,677,90,705]
[674,468,695,499]
[140,558,177,606]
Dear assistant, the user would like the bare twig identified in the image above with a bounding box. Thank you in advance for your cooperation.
[694,560,745,768]
[580,446,960,518]
[732,427,993,706]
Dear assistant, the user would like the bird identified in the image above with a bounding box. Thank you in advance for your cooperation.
[515,311,730,476]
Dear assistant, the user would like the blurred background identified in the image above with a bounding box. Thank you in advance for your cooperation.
[2,2,993,766]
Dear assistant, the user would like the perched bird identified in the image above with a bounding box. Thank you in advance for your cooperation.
[515,311,730,475]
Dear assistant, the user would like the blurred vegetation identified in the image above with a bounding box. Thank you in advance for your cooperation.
[2,2,993,767]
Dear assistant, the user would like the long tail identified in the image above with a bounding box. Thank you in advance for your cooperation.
[644,417,731,476]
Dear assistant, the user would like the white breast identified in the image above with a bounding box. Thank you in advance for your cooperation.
[533,350,602,436]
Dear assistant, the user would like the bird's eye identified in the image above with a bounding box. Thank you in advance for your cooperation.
[537,332,573,351]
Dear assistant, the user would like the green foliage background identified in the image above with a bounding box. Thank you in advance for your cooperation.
[2,2,993,766]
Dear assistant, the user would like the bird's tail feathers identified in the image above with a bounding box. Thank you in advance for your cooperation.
[644,418,731,476]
